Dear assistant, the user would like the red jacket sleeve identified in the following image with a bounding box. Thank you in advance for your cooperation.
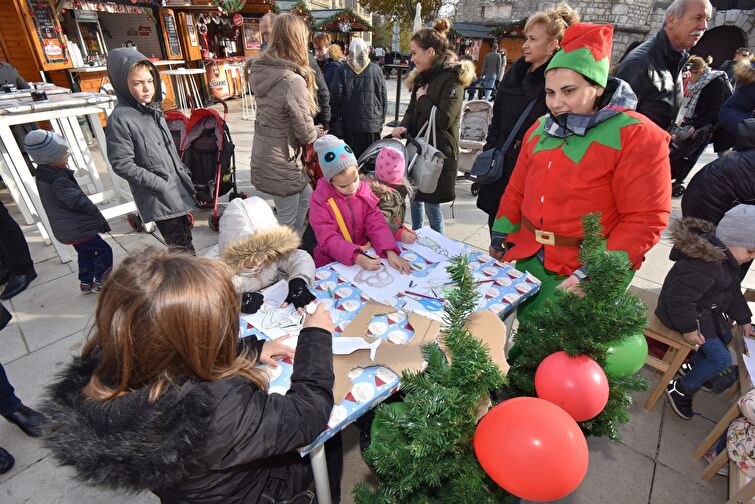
[491,123,537,234]
[606,120,672,268]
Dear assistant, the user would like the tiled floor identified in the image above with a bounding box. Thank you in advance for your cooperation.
[0,97,749,504]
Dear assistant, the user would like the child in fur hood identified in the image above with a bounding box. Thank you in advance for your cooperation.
[657,205,755,421]
[206,196,316,314]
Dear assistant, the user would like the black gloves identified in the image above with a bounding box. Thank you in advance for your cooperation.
[284,277,316,309]
[490,231,508,252]
[241,291,264,314]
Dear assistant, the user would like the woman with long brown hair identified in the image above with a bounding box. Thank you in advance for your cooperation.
[247,13,319,235]
[42,249,335,503]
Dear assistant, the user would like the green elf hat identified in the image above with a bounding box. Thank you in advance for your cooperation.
[546,23,613,87]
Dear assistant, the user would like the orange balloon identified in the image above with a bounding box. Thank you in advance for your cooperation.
[474,397,589,501]
[535,351,609,421]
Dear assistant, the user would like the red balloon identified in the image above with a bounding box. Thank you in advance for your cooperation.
[474,397,589,501]
[535,351,609,422]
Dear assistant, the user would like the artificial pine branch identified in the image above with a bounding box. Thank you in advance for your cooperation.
[505,213,648,439]
[355,255,514,503]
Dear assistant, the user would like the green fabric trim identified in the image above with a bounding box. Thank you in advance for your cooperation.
[530,112,641,164]
[547,47,610,87]
[491,215,521,234]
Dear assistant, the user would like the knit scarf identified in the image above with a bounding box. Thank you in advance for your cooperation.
[679,69,730,122]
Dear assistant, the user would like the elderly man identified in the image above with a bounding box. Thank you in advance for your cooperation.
[615,0,712,131]
[258,12,330,133]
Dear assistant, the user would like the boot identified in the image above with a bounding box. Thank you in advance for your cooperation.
[666,378,695,420]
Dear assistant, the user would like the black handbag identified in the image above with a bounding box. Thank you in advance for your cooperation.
[471,98,536,185]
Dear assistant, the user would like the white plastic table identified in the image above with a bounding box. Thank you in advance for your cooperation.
[0,92,135,263]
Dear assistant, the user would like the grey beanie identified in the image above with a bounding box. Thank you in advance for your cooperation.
[715,204,755,249]
[313,134,357,182]
[24,130,68,165]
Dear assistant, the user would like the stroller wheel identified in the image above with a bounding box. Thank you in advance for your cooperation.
[187,212,195,229]
[127,213,144,233]
[471,182,480,196]
[672,183,685,198]
[208,213,221,232]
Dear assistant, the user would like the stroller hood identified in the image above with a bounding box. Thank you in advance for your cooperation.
[357,138,407,172]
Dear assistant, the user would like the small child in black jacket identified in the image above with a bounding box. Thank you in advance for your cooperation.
[25,130,112,293]
[657,205,755,420]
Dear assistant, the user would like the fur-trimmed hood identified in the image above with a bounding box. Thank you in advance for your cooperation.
[669,217,728,263]
[404,52,476,91]
[41,353,215,492]
[217,197,300,272]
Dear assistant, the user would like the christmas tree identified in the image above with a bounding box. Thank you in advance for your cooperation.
[506,213,648,439]
[354,256,514,504]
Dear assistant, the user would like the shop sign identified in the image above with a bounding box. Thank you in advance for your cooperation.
[28,0,69,65]
[207,63,231,100]
[242,18,260,51]
[138,25,152,36]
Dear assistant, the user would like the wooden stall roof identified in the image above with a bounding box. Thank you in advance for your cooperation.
[311,8,372,32]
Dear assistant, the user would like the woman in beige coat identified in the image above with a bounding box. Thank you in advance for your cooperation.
[247,14,318,234]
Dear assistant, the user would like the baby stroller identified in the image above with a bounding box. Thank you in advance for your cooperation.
[181,100,246,231]
[458,100,494,195]
[356,137,410,174]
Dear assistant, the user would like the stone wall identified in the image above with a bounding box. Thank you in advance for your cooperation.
[453,0,754,62]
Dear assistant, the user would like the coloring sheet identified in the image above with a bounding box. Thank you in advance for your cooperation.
[332,259,413,306]
[404,227,469,263]
[240,280,303,340]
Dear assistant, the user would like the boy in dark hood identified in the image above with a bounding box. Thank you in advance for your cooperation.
[105,49,197,252]
[657,205,755,420]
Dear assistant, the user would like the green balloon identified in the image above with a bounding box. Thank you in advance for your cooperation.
[370,402,408,442]
[605,333,648,377]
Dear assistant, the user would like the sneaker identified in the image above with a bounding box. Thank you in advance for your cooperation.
[80,282,93,294]
[92,281,103,294]
[666,379,694,420]
[704,449,728,476]
[678,362,693,377]
[703,366,738,393]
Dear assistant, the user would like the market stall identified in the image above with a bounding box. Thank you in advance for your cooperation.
[310,8,373,48]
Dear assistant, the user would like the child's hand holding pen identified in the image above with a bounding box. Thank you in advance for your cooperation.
[356,251,381,270]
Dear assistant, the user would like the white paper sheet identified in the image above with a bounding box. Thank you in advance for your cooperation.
[404,227,469,263]
[240,280,303,339]
[332,259,413,306]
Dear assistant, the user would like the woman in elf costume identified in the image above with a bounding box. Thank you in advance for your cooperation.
[489,23,672,324]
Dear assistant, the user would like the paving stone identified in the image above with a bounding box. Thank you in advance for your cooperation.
[0,315,29,365]
[650,462,723,504]
[617,368,664,459]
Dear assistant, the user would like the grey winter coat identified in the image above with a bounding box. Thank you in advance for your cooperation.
[248,57,318,197]
[329,61,387,133]
[41,329,334,504]
[105,48,197,223]
[481,51,502,77]
[35,165,110,244]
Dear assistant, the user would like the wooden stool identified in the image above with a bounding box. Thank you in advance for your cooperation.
[628,286,697,410]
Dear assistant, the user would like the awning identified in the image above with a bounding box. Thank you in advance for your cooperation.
[451,23,494,39]
[310,8,372,32]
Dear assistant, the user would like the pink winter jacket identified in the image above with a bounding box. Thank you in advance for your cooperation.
[310,178,401,267]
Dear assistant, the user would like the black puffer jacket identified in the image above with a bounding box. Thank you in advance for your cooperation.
[656,218,751,340]
[329,61,387,133]
[309,54,331,130]
[681,120,755,223]
[42,329,334,504]
[400,54,475,204]
[614,29,688,131]
[476,56,549,217]
[35,165,110,244]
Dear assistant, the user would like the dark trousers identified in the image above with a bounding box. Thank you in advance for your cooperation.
[0,200,35,275]
[0,361,21,416]
[72,235,113,284]
[324,434,343,503]
[343,131,380,160]
[155,215,195,254]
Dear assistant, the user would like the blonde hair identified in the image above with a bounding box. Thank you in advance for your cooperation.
[524,2,580,43]
[265,13,318,114]
[82,249,267,403]
[329,43,343,61]
[687,55,711,72]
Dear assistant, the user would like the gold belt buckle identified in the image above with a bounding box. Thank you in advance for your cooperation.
[534,229,556,246]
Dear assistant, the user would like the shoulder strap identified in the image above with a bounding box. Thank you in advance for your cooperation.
[327,197,353,243]
[500,98,536,153]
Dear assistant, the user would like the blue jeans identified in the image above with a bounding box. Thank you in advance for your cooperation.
[73,235,113,284]
[411,200,444,234]
[681,331,732,392]
[480,75,497,100]
[0,362,21,416]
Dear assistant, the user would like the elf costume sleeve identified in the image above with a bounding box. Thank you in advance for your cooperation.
[606,113,672,268]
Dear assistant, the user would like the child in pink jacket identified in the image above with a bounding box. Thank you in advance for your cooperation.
[309,135,412,273]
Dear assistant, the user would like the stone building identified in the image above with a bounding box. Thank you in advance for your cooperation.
[454,0,754,67]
